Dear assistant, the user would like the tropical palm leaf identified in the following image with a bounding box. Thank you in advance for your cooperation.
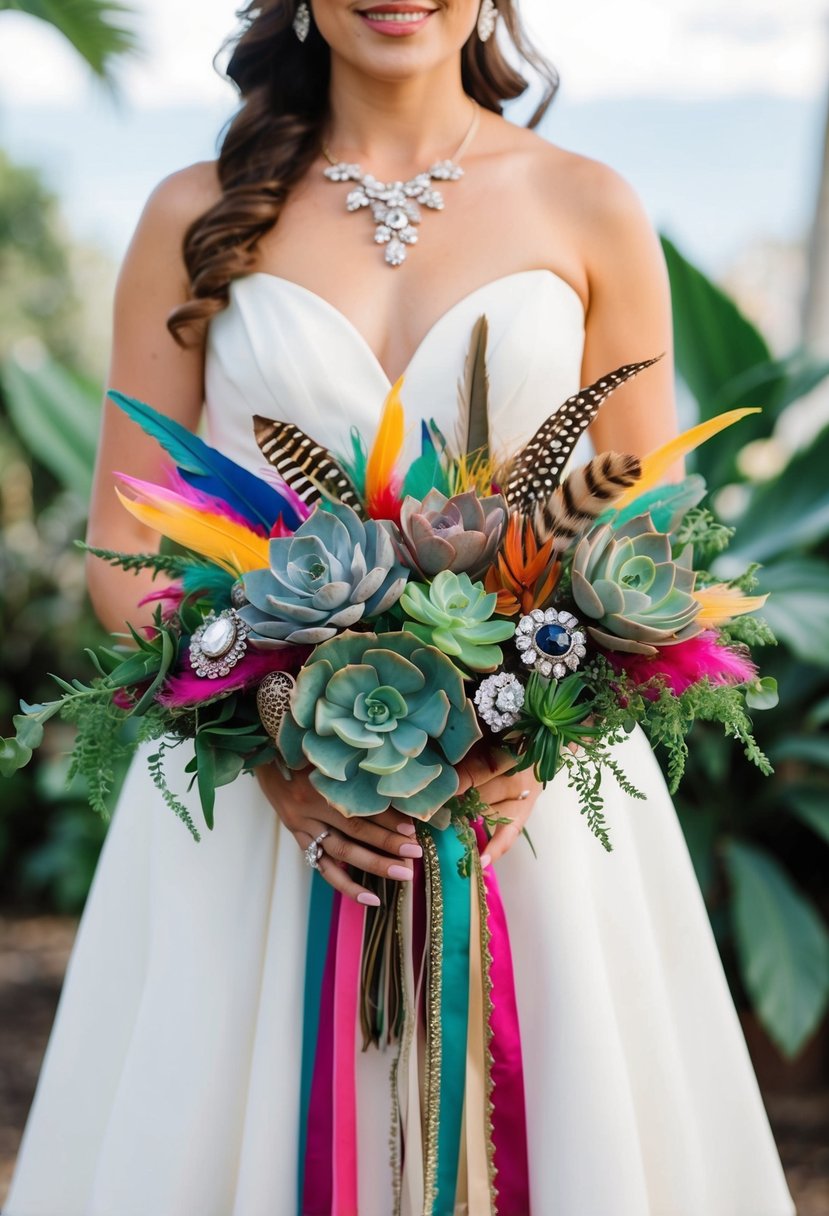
[1,0,140,86]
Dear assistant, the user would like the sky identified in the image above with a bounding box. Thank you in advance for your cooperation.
[0,1,827,293]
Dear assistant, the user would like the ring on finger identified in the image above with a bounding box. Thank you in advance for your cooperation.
[303,828,331,870]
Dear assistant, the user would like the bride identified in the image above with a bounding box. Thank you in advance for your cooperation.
[6,2,796,1214]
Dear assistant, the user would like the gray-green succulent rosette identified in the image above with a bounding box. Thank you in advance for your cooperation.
[240,500,408,646]
[277,630,482,818]
[395,488,507,579]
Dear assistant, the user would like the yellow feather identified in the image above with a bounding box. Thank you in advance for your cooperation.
[693,584,769,625]
[365,376,405,501]
[613,407,762,510]
[115,488,270,575]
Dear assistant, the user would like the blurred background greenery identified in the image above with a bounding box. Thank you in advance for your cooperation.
[1,0,828,1092]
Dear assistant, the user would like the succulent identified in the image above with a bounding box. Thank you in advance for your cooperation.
[395,488,506,579]
[399,571,515,672]
[571,513,702,656]
[277,630,482,818]
[240,500,408,647]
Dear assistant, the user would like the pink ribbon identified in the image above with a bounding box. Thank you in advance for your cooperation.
[473,821,531,1214]
[303,893,340,1215]
[332,894,365,1215]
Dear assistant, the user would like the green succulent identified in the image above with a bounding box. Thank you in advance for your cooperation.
[240,500,407,647]
[277,630,481,818]
[399,570,515,672]
[571,512,703,656]
[511,673,602,783]
[396,488,506,579]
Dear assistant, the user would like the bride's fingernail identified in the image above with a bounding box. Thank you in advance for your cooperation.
[396,822,417,836]
[357,892,382,907]
[480,853,492,870]
[398,842,423,859]
[388,864,414,881]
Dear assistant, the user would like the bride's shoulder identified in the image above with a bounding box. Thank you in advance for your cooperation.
[140,159,223,230]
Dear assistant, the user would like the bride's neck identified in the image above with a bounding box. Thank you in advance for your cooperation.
[325,59,476,174]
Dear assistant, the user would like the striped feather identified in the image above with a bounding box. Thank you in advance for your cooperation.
[455,314,490,459]
[533,452,642,549]
[502,355,663,510]
[253,416,364,514]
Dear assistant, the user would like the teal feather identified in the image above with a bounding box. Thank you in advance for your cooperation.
[108,390,301,531]
[339,426,369,498]
[402,420,451,500]
[181,564,236,608]
[597,474,707,533]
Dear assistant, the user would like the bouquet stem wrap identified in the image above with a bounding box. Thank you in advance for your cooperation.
[297,822,530,1216]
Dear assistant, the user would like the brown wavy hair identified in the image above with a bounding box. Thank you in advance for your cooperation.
[167,0,559,346]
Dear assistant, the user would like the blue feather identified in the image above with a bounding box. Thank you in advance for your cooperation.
[108,390,302,531]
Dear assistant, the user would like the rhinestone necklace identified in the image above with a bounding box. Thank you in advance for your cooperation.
[321,100,480,267]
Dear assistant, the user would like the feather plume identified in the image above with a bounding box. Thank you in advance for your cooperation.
[159,469,269,536]
[692,584,768,626]
[253,415,363,514]
[115,485,270,575]
[502,355,664,510]
[612,407,762,511]
[605,631,757,698]
[157,646,307,709]
[108,390,302,531]
[402,420,451,499]
[365,376,405,521]
[455,314,490,459]
[533,452,641,549]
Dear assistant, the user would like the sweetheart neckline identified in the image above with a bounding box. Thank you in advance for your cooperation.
[229,267,586,388]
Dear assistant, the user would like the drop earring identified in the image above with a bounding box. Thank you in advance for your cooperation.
[293,1,311,42]
[477,0,497,42]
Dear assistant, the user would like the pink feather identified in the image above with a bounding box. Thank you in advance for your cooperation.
[605,631,757,698]
[115,469,271,537]
[156,644,309,709]
[257,466,311,524]
[138,583,186,620]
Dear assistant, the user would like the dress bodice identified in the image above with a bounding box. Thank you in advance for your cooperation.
[203,269,586,471]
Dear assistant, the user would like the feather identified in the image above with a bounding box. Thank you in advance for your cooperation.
[533,452,641,549]
[502,355,664,510]
[612,407,762,511]
[600,474,707,534]
[108,390,302,531]
[253,414,363,514]
[115,485,270,575]
[340,425,369,498]
[158,469,269,536]
[157,646,307,709]
[365,376,405,520]
[692,584,768,626]
[402,420,451,500]
[605,631,757,698]
[455,314,490,459]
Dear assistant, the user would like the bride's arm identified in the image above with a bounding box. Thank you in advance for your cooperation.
[85,163,218,634]
[577,161,684,476]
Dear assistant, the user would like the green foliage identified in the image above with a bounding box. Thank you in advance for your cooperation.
[723,840,829,1059]
[0,0,140,88]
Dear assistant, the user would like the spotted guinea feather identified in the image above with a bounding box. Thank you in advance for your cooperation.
[502,354,663,510]
[253,416,364,514]
[533,451,642,549]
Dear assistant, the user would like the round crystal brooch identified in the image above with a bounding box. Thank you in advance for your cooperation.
[474,672,525,732]
[514,607,587,679]
[189,609,250,679]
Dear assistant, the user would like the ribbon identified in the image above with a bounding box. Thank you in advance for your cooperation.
[301,885,339,1216]
[332,893,365,1215]
[465,849,495,1215]
[473,821,531,1215]
[430,824,471,1215]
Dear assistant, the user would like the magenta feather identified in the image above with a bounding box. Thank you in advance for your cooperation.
[605,631,757,698]
[257,467,312,525]
[156,645,309,709]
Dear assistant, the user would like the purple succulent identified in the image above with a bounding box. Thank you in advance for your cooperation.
[395,489,507,580]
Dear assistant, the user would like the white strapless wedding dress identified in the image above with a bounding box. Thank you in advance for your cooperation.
[5,270,796,1216]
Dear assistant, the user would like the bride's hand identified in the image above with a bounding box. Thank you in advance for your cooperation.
[455,745,543,870]
[256,762,422,907]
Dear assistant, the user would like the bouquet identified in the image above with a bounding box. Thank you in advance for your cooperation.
[0,319,777,1211]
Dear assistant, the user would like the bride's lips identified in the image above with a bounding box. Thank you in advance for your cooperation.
[355,3,438,36]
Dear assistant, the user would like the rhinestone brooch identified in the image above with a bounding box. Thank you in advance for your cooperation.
[514,608,588,680]
[189,609,250,679]
[474,671,525,732]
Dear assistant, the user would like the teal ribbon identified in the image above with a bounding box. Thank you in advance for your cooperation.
[431,825,471,1214]
[297,871,334,1214]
